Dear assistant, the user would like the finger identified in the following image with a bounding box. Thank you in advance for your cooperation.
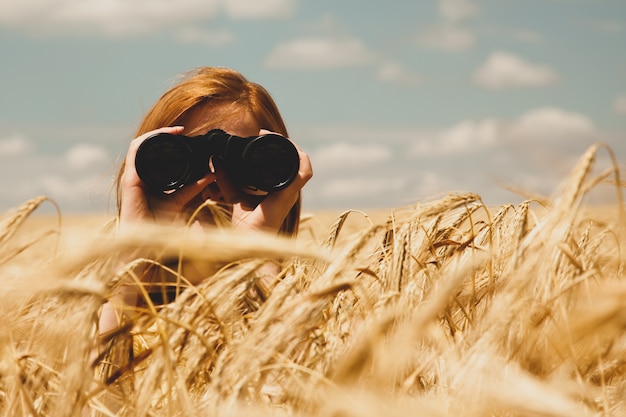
[295,148,313,183]
[164,172,217,208]
[212,157,242,203]
[235,152,310,232]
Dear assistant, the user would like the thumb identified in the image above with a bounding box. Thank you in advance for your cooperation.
[169,173,216,208]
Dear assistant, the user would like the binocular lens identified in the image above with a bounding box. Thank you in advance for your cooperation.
[243,136,299,191]
[135,135,192,190]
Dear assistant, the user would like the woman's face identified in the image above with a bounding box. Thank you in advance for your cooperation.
[176,103,262,207]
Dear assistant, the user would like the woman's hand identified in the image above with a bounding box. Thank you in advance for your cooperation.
[119,126,216,228]
[226,129,313,234]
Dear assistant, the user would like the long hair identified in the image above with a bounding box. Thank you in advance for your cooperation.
[116,67,301,236]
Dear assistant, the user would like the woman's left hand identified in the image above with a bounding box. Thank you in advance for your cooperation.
[215,129,313,234]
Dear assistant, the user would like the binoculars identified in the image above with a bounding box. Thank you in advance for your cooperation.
[135,129,300,194]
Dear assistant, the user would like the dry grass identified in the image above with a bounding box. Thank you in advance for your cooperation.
[0,143,625,417]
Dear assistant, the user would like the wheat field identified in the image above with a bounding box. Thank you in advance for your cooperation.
[1,143,625,417]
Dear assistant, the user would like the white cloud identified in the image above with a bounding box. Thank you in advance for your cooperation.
[0,0,295,36]
[473,51,560,90]
[613,95,626,116]
[0,146,113,213]
[376,61,423,87]
[264,37,376,69]
[415,0,477,52]
[411,171,449,198]
[408,107,604,204]
[312,142,392,171]
[507,107,596,142]
[410,119,499,157]
[223,0,295,19]
[0,0,220,36]
[39,175,75,199]
[408,107,598,160]
[416,24,475,51]
[439,0,478,22]
[439,119,499,152]
[65,143,110,171]
[0,135,34,157]
[39,174,104,203]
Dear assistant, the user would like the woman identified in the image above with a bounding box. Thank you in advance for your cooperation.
[98,66,313,335]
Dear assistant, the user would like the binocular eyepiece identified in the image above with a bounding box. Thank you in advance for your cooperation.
[135,129,300,194]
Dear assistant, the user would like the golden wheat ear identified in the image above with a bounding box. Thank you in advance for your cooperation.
[0,196,64,265]
[0,196,59,247]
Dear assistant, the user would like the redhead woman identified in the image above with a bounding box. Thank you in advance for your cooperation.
[98,67,313,334]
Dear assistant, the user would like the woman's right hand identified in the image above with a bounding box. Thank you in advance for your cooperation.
[118,126,216,228]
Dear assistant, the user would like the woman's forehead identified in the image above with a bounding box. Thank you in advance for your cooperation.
[179,102,260,137]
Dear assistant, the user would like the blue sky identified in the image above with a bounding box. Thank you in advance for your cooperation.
[0,0,625,214]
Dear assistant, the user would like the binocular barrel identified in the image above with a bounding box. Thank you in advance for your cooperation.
[135,129,300,194]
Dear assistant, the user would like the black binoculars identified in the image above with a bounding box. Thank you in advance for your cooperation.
[135,129,300,194]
